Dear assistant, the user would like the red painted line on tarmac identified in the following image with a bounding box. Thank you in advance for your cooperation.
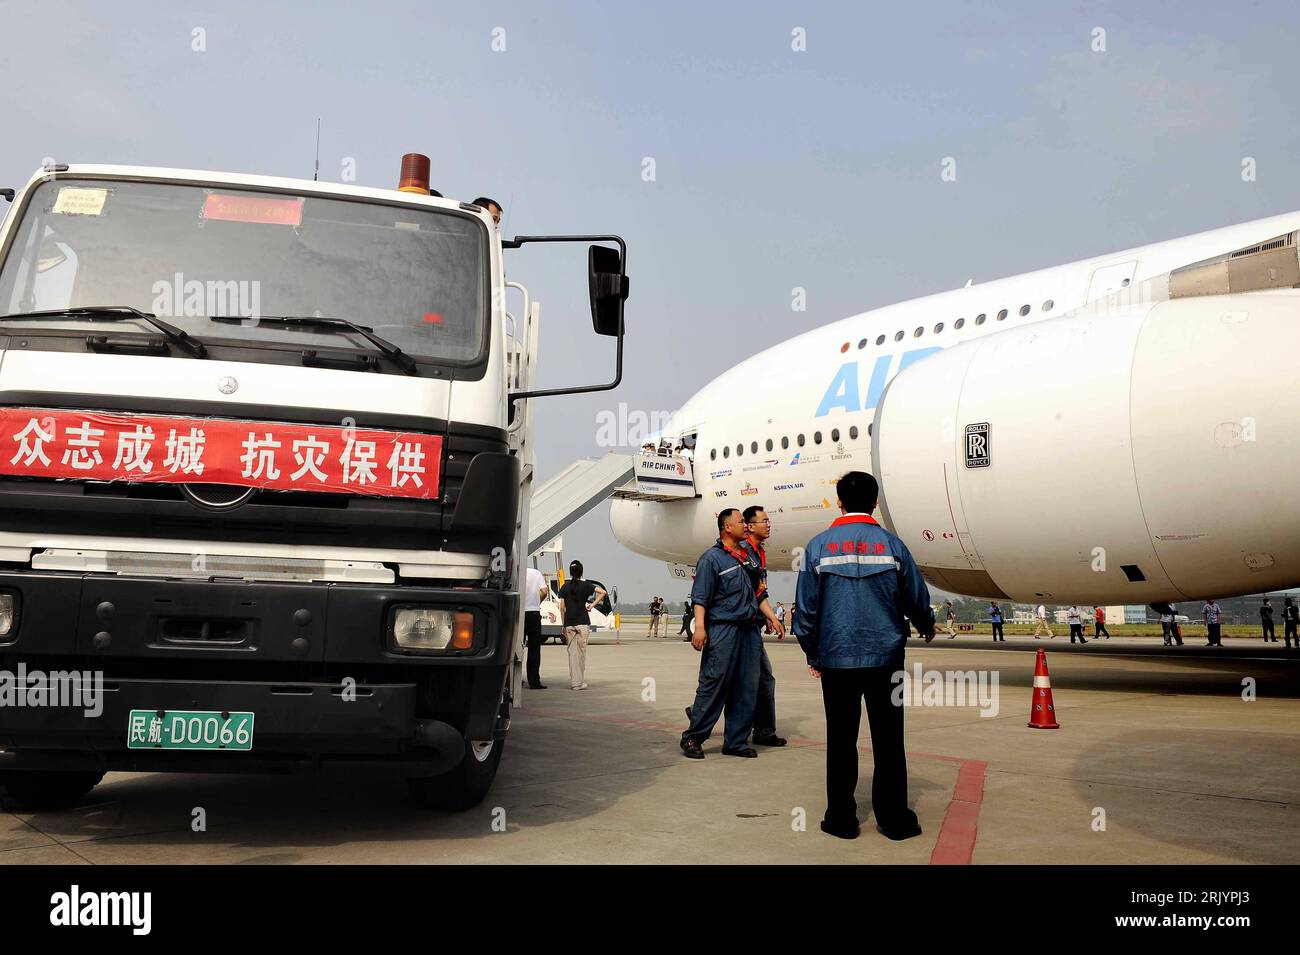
[541,709,988,864]
[928,758,986,865]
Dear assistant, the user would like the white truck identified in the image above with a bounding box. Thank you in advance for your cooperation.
[0,156,628,809]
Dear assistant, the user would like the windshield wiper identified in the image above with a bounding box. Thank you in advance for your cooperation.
[215,315,418,375]
[0,306,208,358]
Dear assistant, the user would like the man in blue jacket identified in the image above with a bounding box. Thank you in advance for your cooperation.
[680,508,764,759]
[793,471,936,841]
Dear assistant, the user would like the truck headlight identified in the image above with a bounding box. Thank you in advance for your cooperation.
[391,607,475,652]
[0,593,14,637]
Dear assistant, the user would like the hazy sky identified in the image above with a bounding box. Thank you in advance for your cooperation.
[3,1,1300,603]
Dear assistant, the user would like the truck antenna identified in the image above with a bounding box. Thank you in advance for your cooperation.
[313,118,321,181]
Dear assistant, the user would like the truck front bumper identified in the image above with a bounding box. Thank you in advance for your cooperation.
[0,570,518,772]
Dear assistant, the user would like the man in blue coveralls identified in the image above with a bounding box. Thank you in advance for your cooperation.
[680,508,763,759]
[740,505,788,746]
[794,471,936,840]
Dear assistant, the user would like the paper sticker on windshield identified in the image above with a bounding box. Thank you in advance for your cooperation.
[203,193,304,226]
[52,187,108,216]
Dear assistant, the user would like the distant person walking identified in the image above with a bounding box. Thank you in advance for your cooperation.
[1067,605,1087,644]
[647,596,663,638]
[557,560,606,689]
[679,600,692,639]
[1202,598,1224,647]
[1168,603,1184,646]
[775,601,787,633]
[942,601,958,638]
[1284,597,1299,649]
[793,471,936,841]
[989,602,1005,642]
[1160,608,1175,646]
[1093,606,1110,639]
[1260,597,1277,643]
[524,564,549,690]
[1033,603,1053,639]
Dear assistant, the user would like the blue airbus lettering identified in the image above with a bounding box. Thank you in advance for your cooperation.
[814,347,941,417]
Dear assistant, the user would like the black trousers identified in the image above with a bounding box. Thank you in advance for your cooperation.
[1094,622,1109,638]
[819,665,915,832]
[1069,623,1086,643]
[1207,622,1223,646]
[991,621,1004,641]
[1286,621,1297,645]
[1262,620,1276,641]
[524,611,543,686]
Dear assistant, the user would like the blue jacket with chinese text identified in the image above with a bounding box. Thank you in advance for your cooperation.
[793,514,935,669]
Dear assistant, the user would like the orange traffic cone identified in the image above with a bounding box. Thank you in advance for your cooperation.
[1027,647,1060,729]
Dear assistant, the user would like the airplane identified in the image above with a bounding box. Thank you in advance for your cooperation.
[610,210,1300,606]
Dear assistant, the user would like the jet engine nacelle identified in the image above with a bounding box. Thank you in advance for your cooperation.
[871,292,1300,604]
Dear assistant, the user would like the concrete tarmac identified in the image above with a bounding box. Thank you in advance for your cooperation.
[2,635,1297,864]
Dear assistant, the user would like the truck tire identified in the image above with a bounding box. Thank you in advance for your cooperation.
[407,738,504,811]
[1,769,105,809]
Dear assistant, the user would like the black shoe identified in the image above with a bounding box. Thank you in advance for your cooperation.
[876,821,923,841]
[752,734,787,747]
[721,746,758,758]
[680,738,704,759]
[528,683,547,690]
[820,818,861,840]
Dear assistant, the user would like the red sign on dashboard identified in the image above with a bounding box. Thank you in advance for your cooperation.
[202,193,305,226]
[0,408,442,499]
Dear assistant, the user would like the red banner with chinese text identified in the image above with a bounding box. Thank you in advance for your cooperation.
[0,408,442,499]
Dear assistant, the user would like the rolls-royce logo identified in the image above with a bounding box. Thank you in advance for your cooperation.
[965,423,990,468]
[218,376,238,395]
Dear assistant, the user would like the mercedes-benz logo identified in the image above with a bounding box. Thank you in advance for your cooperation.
[218,376,238,395]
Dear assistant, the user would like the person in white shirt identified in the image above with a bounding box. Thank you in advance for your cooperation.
[943,600,958,638]
[524,566,549,689]
[1067,605,1087,644]
[1033,603,1053,639]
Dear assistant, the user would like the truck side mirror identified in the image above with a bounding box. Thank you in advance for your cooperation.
[588,244,628,337]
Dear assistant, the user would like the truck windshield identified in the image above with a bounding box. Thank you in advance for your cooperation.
[0,177,488,365]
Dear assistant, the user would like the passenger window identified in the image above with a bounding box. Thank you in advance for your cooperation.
[876,334,886,345]
[750,441,758,454]
[867,423,873,437]
[1019,304,1031,316]
[813,431,823,444]
[736,444,743,456]
[975,313,986,325]
[954,317,965,329]
[831,428,840,441]
[997,309,1008,321]
[857,338,867,349]
[894,330,904,342]
[781,436,789,450]
[849,425,859,439]
[710,448,717,460]
[723,446,730,458]
[1043,299,1054,311]
[797,434,805,447]
[765,438,773,452]
[913,326,923,338]
[934,322,944,333]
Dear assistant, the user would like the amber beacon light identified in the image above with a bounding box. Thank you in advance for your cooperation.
[397,152,431,194]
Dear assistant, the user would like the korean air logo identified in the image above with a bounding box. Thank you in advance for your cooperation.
[789,453,800,466]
